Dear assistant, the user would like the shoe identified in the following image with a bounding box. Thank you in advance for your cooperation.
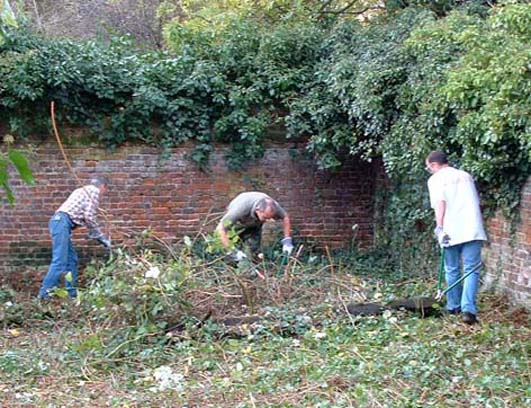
[462,312,478,325]
[37,294,51,302]
[447,308,461,315]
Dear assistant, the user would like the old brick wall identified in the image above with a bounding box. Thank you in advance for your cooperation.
[0,139,377,290]
[483,177,531,308]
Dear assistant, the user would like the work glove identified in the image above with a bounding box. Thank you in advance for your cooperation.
[97,236,112,249]
[434,226,450,248]
[228,249,247,263]
[281,237,294,256]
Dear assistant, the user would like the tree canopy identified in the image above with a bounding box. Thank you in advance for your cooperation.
[1,1,529,214]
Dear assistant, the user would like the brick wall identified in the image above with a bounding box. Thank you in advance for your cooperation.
[483,177,531,308]
[0,139,377,290]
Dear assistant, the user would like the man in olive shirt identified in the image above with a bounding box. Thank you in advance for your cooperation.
[216,192,293,261]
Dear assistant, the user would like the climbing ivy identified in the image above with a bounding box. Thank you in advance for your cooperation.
[0,1,529,215]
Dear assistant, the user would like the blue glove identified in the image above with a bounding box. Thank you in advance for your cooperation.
[434,226,450,247]
[281,237,294,256]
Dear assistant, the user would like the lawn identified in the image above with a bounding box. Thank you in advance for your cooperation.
[1,248,529,407]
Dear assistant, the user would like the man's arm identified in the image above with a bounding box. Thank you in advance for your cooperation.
[434,200,446,228]
[216,221,230,248]
[280,213,294,255]
[282,213,291,238]
[84,187,110,248]
[433,200,450,247]
[84,187,104,238]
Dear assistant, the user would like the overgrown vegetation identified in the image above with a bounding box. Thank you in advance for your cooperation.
[1,2,529,209]
[1,242,529,406]
[2,0,529,283]
[0,133,34,203]
[1,2,529,405]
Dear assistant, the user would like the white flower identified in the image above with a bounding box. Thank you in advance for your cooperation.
[4,301,13,308]
[38,361,49,371]
[382,310,392,319]
[314,332,326,340]
[149,365,185,392]
[145,266,161,279]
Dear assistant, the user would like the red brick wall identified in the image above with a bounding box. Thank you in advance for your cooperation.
[0,140,377,289]
[483,177,531,308]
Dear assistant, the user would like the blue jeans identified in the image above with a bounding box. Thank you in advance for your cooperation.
[444,240,483,315]
[38,212,78,299]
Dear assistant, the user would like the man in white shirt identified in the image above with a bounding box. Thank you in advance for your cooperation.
[425,151,487,324]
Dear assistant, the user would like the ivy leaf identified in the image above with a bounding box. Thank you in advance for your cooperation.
[1,0,18,29]
[8,149,35,185]
[0,157,15,204]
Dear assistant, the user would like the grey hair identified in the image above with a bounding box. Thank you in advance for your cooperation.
[89,175,109,188]
[256,197,282,216]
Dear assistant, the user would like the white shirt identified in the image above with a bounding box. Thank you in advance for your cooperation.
[427,166,487,246]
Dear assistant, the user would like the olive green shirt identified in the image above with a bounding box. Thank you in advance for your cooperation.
[220,192,286,229]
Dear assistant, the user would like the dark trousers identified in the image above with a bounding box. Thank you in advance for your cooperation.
[237,225,262,254]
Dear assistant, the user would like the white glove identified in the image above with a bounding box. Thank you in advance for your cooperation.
[229,249,247,262]
[281,237,294,256]
[434,226,450,247]
[98,236,112,249]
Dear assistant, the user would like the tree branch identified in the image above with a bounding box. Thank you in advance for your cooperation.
[321,5,386,16]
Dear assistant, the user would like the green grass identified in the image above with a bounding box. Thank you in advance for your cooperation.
[0,249,529,407]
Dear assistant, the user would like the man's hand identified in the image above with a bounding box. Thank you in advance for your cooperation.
[228,249,247,262]
[97,236,112,249]
[281,237,294,256]
[434,226,450,247]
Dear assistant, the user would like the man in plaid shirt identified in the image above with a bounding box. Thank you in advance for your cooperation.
[38,176,111,300]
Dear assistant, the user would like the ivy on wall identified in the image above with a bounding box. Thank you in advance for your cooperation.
[0,2,529,217]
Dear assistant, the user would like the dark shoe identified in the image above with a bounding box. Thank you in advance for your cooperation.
[447,308,461,315]
[462,312,478,325]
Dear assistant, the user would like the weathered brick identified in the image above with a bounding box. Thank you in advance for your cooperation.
[1,139,382,281]
[483,176,531,309]
[3,139,530,308]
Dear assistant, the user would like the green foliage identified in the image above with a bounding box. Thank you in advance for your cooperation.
[0,1,529,266]
[0,0,17,47]
[164,18,325,167]
[80,248,192,329]
[372,181,439,278]
[286,7,435,167]
[0,134,34,204]
[440,2,531,210]
[286,2,529,221]
[165,0,385,46]
[384,1,531,212]
[0,247,529,405]
[0,19,324,169]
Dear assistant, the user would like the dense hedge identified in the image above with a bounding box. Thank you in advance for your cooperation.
[1,2,529,214]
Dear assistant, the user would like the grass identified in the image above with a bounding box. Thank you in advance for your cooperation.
[0,246,529,407]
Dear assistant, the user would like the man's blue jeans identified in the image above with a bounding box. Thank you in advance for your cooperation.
[38,212,78,299]
[444,240,483,315]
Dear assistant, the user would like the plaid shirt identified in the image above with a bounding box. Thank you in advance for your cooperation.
[57,185,103,237]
